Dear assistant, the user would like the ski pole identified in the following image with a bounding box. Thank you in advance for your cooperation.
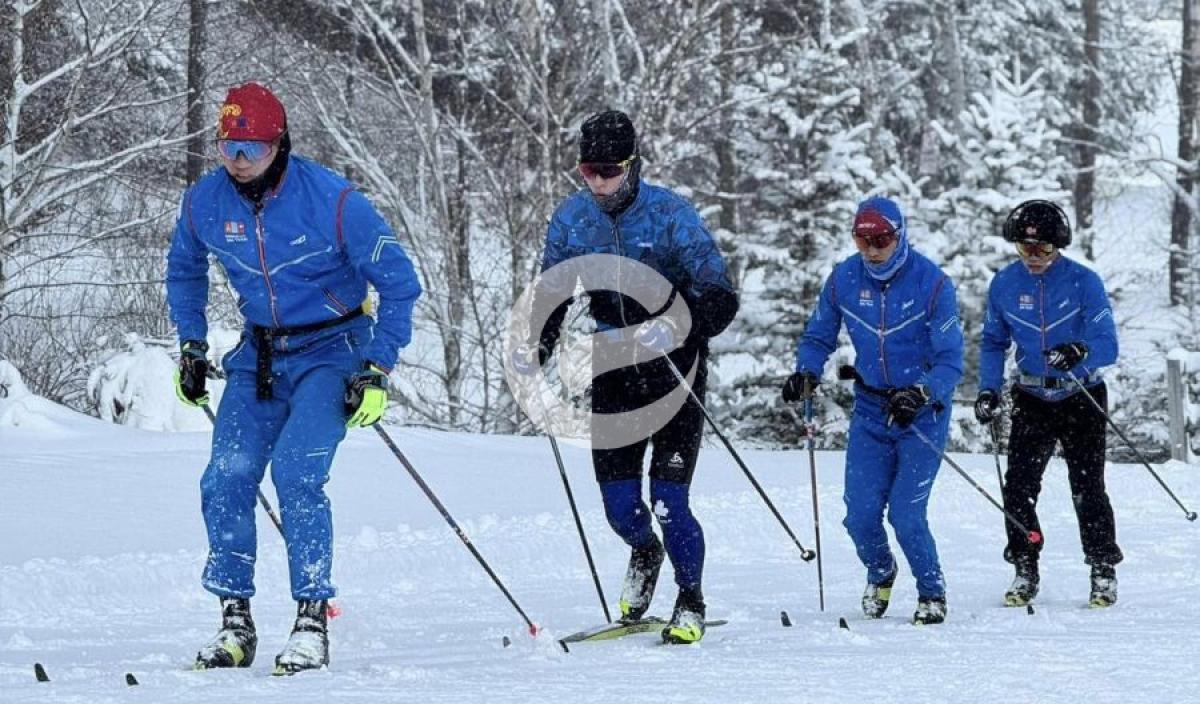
[371,423,543,636]
[802,378,826,612]
[660,355,816,562]
[1065,371,1198,521]
[547,433,612,622]
[201,403,284,535]
[909,423,1043,545]
[989,419,1006,491]
[835,365,1042,545]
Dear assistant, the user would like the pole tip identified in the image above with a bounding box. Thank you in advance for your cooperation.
[326,602,342,619]
[1028,530,1043,544]
[528,623,540,637]
[801,549,816,562]
[1188,511,1198,522]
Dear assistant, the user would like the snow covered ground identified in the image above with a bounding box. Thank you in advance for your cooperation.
[2,394,1198,704]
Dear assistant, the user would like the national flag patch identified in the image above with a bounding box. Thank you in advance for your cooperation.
[1018,293,1034,311]
[224,220,247,241]
[859,288,874,307]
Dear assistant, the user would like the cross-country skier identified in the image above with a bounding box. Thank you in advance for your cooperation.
[974,199,1122,608]
[514,110,738,643]
[783,196,963,625]
[166,82,421,673]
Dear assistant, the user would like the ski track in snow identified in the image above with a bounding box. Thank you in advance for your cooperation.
[1,419,1198,704]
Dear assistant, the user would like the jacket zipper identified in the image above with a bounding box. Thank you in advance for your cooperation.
[254,206,282,329]
[613,218,627,328]
[879,282,891,385]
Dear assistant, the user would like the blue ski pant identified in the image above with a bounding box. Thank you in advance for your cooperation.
[200,327,362,601]
[843,397,949,598]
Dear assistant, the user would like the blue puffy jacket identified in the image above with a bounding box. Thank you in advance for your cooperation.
[166,156,422,370]
[979,255,1117,400]
[539,181,737,340]
[796,250,963,409]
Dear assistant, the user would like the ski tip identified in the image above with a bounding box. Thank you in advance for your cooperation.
[558,639,570,654]
[1028,530,1043,544]
[125,673,139,687]
[1026,604,1035,616]
[780,610,792,627]
[326,602,342,620]
[34,662,49,682]
[501,635,512,648]
[838,616,850,630]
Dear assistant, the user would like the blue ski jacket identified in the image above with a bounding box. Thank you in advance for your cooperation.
[539,181,737,340]
[979,255,1118,400]
[166,156,422,370]
[796,250,964,410]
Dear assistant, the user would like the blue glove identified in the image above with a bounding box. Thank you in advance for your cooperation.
[634,318,678,353]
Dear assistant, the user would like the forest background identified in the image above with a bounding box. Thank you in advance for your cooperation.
[5,0,1200,456]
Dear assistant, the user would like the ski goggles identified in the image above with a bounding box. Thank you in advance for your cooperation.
[1015,241,1056,258]
[216,139,275,162]
[852,229,898,250]
[578,156,636,180]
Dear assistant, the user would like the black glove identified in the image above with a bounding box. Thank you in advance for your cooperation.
[887,385,930,428]
[1045,342,1088,372]
[175,340,210,406]
[781,371,820,403]
[974,389,1000,424]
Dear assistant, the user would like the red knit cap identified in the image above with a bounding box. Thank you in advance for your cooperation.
[217,82,287,141]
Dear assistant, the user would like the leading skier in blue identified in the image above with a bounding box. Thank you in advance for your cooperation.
[782,196,963,624]
[166,82,421,673]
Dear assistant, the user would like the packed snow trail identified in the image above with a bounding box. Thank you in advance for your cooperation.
[2,405,1198,703]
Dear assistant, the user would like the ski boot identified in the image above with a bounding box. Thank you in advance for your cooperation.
[1089,564,1117,608]
[862,567,898,619]
[194,597,257,669]
[912,596,947,625]
[662,588,706,644]
[1004,555,1040,607]
[273,600,329,675]
[618,538,665,622]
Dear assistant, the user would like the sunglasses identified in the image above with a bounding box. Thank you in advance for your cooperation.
[853,230,897,250]
[217,139,275,162]
[1015,241,1055,258]
[578,156,636,180]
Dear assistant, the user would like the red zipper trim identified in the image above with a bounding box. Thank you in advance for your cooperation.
[323,288,351,315]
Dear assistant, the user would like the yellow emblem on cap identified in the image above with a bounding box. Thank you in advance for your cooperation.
[217,103,243,138]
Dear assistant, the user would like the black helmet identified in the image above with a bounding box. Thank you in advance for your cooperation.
[1002,200,1071,247]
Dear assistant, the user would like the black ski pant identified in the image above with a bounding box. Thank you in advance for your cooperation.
[589,343,709,590]
[1003,383,1123,567]
[590,344,707,485]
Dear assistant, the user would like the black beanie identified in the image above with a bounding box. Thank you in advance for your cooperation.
[579,110,637,163]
